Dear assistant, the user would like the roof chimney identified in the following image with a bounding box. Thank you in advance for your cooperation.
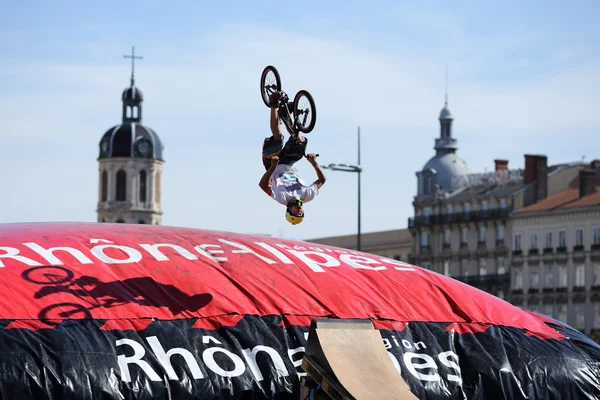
[524,154,548,202]
[494,159,508,171]
[524,154,537,185]
[580,169,597,198]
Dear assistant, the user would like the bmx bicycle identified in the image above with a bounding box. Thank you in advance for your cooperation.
[260,65,317,136]
[22,265,127,326]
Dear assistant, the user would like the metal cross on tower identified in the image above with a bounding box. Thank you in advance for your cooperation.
[123,46,143,87]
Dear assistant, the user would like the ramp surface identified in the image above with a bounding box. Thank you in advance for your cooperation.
[303,319,417,400]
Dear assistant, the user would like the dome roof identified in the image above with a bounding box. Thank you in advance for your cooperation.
[122,86,143,102]
[98,122,163,160]
[422,152,470,192]
[439,104,453,120]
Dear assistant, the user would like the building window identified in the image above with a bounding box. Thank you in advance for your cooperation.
[461,259,469,277]
[497,258,505,274]
[544,264,555,289]
[575,229,584,247]
[464,203,471,214]
[558,230,566,248]
[593,264,600,287]
[116,170,127,201]
[573,303,585,331]
[393,255,401,261]
[478,258,487,276]
[423,207,432,223]
[574,264,585,288]
[497,224,505,241]
[529,231,538,250]
[544,232,552,249]
[461,228,468,245]
[529,266,539,290]
[446,204,453,214]
[139,170,147,202]
[594,303,600,329]
[514,233,522,251]
[557,304,567,323]
[116,218,125,223]
[444,230,451,244]
[594,227,600,245]
[481,201,488,212]
[101,170,108,202]
[421,232,430,248]
[425,177,432,194]
[543,304,553,319]
[479,227,486,243]
[557,265,567,288]
[513,268,523,290]
[443,261,450,276]
[499,198,507,208]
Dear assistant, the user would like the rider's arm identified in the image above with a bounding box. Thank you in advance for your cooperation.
[270,107,282,140]
[310,159,327,189]
[259,158,279,196]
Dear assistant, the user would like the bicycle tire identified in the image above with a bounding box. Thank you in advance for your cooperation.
[260,65,282,108]
[39,302,93,326]
[293,89,317,133]
[22,265,74,285]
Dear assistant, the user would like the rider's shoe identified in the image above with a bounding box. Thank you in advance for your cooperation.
[269,91,288,108]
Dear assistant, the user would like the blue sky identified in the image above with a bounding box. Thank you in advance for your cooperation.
[1,0,599,240]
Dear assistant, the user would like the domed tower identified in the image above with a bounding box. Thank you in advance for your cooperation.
[96,47,165,224]
[416,95,470,196]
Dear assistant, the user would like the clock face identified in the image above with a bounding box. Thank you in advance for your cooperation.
[137,140,151,156]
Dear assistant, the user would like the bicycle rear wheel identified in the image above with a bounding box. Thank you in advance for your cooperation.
[293,90,317,133]
[260,65,282,107]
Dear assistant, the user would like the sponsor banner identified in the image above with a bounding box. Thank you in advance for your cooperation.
[0,316,599,399]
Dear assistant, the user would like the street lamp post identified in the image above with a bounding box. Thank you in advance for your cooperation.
[320,126,362,251]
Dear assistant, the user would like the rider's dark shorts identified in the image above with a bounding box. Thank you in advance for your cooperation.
[262,135,308,170]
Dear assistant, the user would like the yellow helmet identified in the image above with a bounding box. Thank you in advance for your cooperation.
[286,198,305,225]
[286,212,304,225]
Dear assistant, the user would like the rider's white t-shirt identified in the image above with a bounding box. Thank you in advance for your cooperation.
[270,164,319,206]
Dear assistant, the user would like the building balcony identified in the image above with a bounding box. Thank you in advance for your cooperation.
[592,244,600,260]
[420,245,432,255]
[441,243,452,256]
[408,207,511,228]
[457,273,510,286]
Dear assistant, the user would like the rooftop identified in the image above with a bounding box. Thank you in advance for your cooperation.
[306,229,412,251]
[515,186,600,214]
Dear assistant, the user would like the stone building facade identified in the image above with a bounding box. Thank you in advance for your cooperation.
[307,229,413,261]
[408,98,588,299]
[509,163,600,336]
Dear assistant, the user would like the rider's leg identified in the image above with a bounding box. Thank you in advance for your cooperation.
[269,105,283,141]
[262,94,285,170]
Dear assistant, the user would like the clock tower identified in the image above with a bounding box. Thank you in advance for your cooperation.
[96,47,165,224]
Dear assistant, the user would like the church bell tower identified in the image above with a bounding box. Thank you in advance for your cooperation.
[96,47,165,224]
